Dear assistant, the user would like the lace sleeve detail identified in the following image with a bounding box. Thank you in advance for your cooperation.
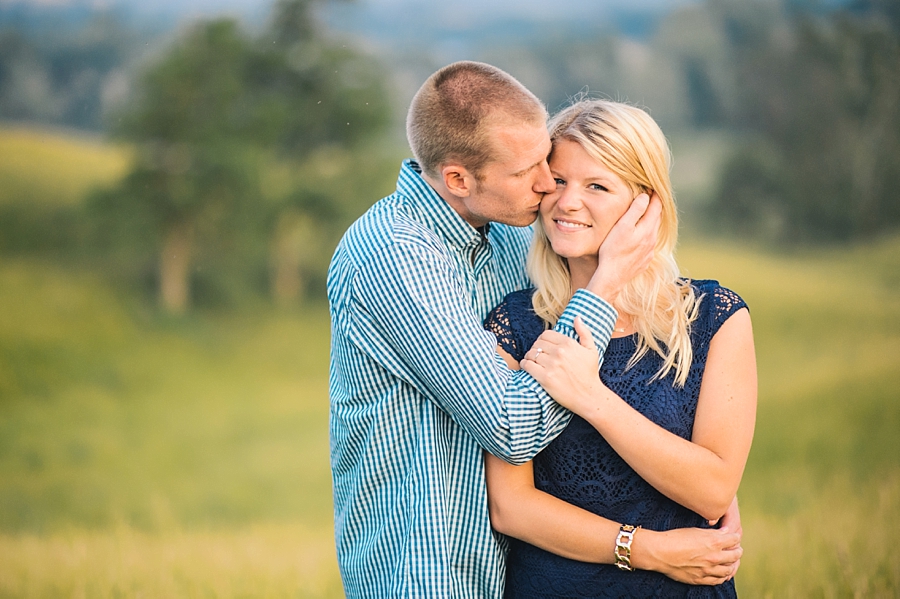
[484,288,545,362]
[688,280,749,346]
[713,286,747,332]
[706,283,748,338]
[484,297,523,361]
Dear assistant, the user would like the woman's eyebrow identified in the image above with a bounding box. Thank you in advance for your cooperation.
[584,174,616,185]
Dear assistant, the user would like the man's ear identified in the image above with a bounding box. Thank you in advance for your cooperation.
[440,163,475,198]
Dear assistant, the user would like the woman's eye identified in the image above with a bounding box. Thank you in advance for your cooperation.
[554,178,566,186]
[589,183,609,192]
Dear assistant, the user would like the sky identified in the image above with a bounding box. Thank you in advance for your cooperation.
[1,0,699,21]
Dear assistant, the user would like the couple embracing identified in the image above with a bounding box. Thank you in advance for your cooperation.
[327,61,756,598]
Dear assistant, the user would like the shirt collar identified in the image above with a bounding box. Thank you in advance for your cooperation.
[396,159,489,251]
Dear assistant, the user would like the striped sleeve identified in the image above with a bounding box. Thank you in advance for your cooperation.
[348,237,616,464]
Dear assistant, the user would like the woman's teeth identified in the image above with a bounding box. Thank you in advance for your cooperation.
[556,219,590,229]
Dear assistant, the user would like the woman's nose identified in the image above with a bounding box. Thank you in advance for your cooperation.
[555,187,580,211]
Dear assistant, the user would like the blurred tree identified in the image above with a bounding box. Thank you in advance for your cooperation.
[252,0,390,305]
[109,19,262,313]
[0,14,141,130]
[651,2,740,129]
[711,0,900,242]
[0,31,53,121]
[96,0,391,313]
[849,0,900,33]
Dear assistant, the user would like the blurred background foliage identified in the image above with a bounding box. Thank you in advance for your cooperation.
[0,0,898,596]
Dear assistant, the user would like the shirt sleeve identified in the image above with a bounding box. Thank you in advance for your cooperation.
[344,239,617,465]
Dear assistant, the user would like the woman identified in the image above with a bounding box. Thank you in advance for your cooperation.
[483,99,757,597]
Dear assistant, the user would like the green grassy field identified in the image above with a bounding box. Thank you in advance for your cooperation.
[0,126,898,597]
[0,126,131,208]
[0,261,342,597]
[679,238,900,597]
[1,239,897,598]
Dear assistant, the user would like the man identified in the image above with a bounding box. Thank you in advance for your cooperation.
[328,61,737,597]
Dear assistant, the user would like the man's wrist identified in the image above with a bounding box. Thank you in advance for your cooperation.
[557,289,617,348]
[584,275,621,306]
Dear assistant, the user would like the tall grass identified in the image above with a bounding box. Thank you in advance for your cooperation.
[0,125,898,597]
[0,525,342,598]
[0,261,340,597]
[679,236,900,597]
[0,261,334,533]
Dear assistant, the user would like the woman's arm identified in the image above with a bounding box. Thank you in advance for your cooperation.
[486,346,743,584]
[520,310,757,521]
[485,451,741,585]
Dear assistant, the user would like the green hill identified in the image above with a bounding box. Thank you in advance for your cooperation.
[0,126,131,207]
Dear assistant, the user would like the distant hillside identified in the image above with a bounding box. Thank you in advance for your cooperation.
[1,0,689,29]
[0,126,130,207]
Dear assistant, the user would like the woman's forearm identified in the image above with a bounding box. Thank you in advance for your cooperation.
[487,466,619,563]
[577,310,757,520]
[578,393,738,520]
[484,453,742,584]
[523,309,757,521]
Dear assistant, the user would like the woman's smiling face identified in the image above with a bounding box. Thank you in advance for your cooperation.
[540,138,635,263]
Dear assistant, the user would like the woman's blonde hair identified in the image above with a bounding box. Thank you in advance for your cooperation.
[529,99,700,386]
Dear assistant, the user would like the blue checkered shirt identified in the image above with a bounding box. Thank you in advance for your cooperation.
[328,160,617,598]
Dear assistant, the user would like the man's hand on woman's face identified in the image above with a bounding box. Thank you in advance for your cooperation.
[585,192,662,304]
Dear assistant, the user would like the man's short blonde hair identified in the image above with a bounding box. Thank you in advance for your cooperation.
[406,61,547,179]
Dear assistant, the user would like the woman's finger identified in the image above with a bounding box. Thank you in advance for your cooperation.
[698,563,735,584]
[520,356,544,379]
[524,341,549,363]
[573,316,595,350]
[535,329,571,347]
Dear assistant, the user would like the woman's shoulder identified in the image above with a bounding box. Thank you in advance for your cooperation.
[484,287,541,362]
[487,287,538,328]
[687,278,748,337]
[503,287,538,310]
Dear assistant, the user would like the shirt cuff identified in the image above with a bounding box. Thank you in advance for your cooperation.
[555,288,618,352]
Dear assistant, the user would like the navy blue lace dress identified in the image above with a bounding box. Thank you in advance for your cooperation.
[484,280,747,598]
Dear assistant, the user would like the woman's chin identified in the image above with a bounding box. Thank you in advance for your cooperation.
[551,244,599,262]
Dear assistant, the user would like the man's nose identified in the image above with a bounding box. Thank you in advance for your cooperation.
[533,161,555,194]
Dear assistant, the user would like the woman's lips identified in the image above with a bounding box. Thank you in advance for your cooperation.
[553,217,591,230]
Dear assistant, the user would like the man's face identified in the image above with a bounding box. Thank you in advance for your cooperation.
[459,122,555,228]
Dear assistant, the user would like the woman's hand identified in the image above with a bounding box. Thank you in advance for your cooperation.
[525,307,756,522]
[633,526,742,586]
[520,316,605,416]
[485,452,742,586]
